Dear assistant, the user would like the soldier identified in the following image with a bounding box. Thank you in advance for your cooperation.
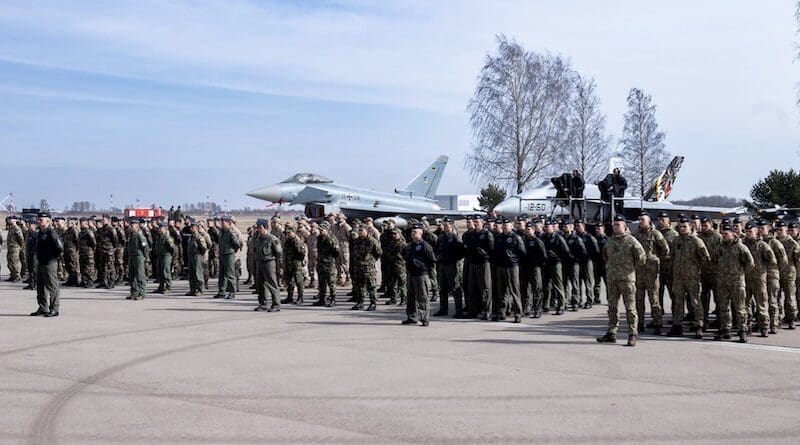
[667,217,711,339]
[592,223,608,305]
[0,226,3,279]
[24,219,39,291]
[421,222,439,302]
[313,221,340,307]
[775,221,799,329]
[575,219,597,309]
[306,222,319,289]
[350,225,382,310]
[597,215,646,346]
[543,220,571,315]
[96,214,119,289]
[206,218,220,279]
[180,218,193,279]
[697,217,722,329]
[632,212,669,335]
[52,217,67,282]
[168,220,182,279]
[215,216,241,300]
[186,221,208,296]
[656,212,678,312]
[154,222,176,294]
[434,217,466,317]
[464,217,494,320]
[244,225,256,286]
[5,215,24,282]
[561,220,586,311]
[30,212,63,317]
[715,224,755,342]
[401,224,436,326]
[331,215,352,285]
[383,227,407,306]
[520,221,546,318]
[77,218,96,287]
[492,218,526,323]
[758,220,786,335]
[281,226,306,304]
[62,218,80,286]
[126,219,149,300]
[743,222,776,337]
[253,219,282,312]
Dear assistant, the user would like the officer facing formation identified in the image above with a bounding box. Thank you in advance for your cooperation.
[401,223,436,326]
[29,212,63,317]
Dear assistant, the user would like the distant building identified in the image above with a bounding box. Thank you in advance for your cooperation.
[435,194,480,212]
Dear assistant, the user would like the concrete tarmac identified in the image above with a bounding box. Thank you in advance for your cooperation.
[1,268,800,443]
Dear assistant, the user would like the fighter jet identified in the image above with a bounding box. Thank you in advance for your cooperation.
[246,155,475,225]
[494,156,747,221]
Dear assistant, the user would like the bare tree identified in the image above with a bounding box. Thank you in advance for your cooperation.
[619,88,670,197]
[561,75,612,183]
[466,36,574,194]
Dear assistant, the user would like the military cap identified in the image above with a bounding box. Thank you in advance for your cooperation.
[700,217,710,223]
[677,213,687,220]
[677,217,690,223]
[381,220,390,226]
[721,218,731,225]
[690,214,699,220]
[129,218,140,224]
[732,217,742,224]
[433,218,443,225]
[188,220,198,227]
[574,218,584,224]
[545,219,557,225]
[789,222,799,229]
[37,211,51,219]
[720,224,733,232]
[756,219,768,227]
[775,220,787,228]
[319,221,330,230]
[220,215,231,222]
[26,217,37,224]
[560,218,572,226]
[349,228,359,236]
[284,225,295,233]
[501,217,511,224]
[79,217,88,222]
[101,213,110,219]
[525,221,535,228]
[442,217,452,223]
[638,210,649,217]
[256,218,268,227]
[158,222,168,228]
[412,223,425,230]
[142,217,151,223]
[613,215,626,222]
[657,212,669,218]
[744,222,755,230]
[111,216,119,223]
[7,215,17,220]
[519,213,529,220]
[486,217,495,223]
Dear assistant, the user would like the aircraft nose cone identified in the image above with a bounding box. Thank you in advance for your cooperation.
[494,197,520,216]
[246,185,284,202]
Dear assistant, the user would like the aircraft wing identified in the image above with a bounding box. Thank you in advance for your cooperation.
[290,186,332,206]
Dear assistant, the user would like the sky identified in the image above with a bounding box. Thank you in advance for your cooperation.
[0,0,798,210]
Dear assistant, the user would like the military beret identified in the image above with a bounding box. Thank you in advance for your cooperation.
[720,224,733,232]
[657,212,669,218]
[442,217,452,223]
[677,213,686,220]
[613,215,626,222]
[525,221,535,228]
[546,219,557,225]
[37,211,51,219]
[690,214,699,220]
[732,217,742,224]
[561,219,572,226]
[53,216,65,222]
[756,219,768,227]
[721,218,731,225]
[79,217,88,222]
[486,217,495,223]
[638,210,649,217]
[7,215,17,220]
[789,222,799,229]
[574,218,584,224]
[142,218,150,223]
[26,217,37,224]
[412,223,425,230]
[519,213,529,219]
[129,218,140,224]
[189,220,198,227]
[775,220,787,228]
[111,216,119,223]
[700,217,710,223]
[677,217,690,223]
[745,222,755,230]
[256,218,268,227]
[501,217,511,224]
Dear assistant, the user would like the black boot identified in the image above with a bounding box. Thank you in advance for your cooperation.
[596,332,616,343]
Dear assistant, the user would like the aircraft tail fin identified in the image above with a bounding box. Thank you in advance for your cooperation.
[644,156,684,202]
[401,155,448,199]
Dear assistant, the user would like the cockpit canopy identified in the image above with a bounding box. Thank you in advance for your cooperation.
[280,173,333,185]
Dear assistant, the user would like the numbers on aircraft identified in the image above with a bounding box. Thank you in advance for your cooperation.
[339,193,360,202]
[524,203,548,212]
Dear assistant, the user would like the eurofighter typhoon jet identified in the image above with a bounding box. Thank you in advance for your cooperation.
[246,156,475,225]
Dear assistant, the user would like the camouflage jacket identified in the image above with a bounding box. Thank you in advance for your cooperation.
[63,225,80,251]
[78,227,96,252]
[697,230,722,275]
[716,239,753,287]
[384,236,407,269]
[764,236,786,281]
[777,235,800,276]
[316,233,340,266]
[633,225,669,268]
[656,225,678,265]
[671,234,710,282]
[742,237,776,279]
[6,224,25,249]
[97,224,118,252]
[283,235,306,265]
[602,233,646,282]
[352,235,382,271]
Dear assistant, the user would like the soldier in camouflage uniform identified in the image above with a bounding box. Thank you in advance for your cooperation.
[667,217,710,339]
[5,216,24,282]
[383,227,407,306]
[186,222,208,296]
[78,218,96,287]
[351,225,382,310]
[306,222,319,289]
[775,221,799,329]
[113,217,127,285]
[313,222,340,307]
[126,219,149,300]
[332,215,352,285]
[96,215,119,289]
[632,212,669,334]
[715,223,754,342]
[697,217,722,329]
[656,212,678,311]
[19,219,29,280]
[758,221,786,334]
[253,219,282,311]
[743,222,776,337]
[62,218,80,286]
[154,222,176,294]
[52,217,67,281]
[281,226,306,304]
[597,215,646,346]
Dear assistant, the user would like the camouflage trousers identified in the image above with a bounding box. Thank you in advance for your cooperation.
[745,275,769,329]
[495,265,522,316]
[635,263,663,326]
[57,256,66,281]
[429,261,439,299]
[438,262,464,314]
[780,271,798,323]
[606,279,637,336]
[284,261,305,299]
[115,247,125,283]
[98,249,115,287]
[672,277,704,329]
[209,250,219,278]
[307,253,317,286]
[352,264,377,305]
[20,248,28,277]
[64,247,79,283]
[6,247,22,281]
[543,262,564,311]
[467,262,492,316]
[79,249,95,284]
[317,261,337,303]
[717,279,746,332]
[406,274,430,322]
[385,264,407,303]
[767,275,781,330]
[336,246,350,284]
[521,265,542,315]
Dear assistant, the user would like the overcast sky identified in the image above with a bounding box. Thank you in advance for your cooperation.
[0,0,798,210]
